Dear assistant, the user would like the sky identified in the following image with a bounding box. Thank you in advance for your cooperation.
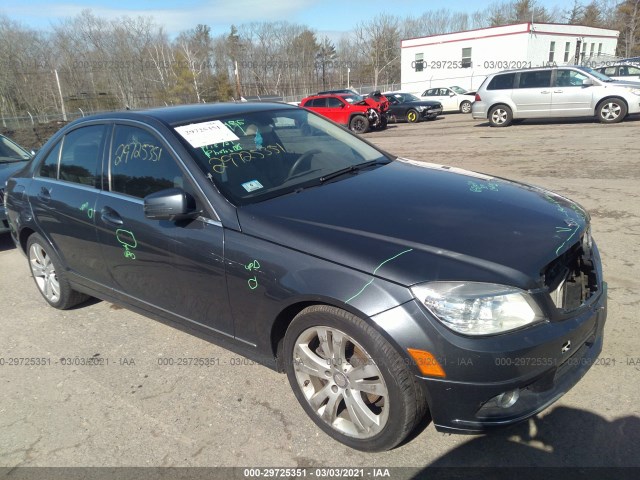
[2,0,567,38]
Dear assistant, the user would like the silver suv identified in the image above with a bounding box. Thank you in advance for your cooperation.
[472,66,640,127]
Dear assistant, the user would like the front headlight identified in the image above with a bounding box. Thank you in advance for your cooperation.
[416,106,426,111]
[411,282,545,335]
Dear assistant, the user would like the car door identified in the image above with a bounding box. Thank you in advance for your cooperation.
[386,96,403,120]
[440,88,459,111]
[551,68,594,116]
[326,96,348,125]
[28,123,113,286]
[95,122,233,336]
[511,70,552,117]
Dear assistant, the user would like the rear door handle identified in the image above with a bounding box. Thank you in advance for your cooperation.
[554,90,563,93]
[101,206,124,226]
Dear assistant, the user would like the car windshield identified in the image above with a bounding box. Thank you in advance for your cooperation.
[0,136,31,163]
[450,86,467,94]
[577,66,614,82]
[391,93,419,102]
[342,94,363,103]
[402,93,420,102]
[174,108,392,206]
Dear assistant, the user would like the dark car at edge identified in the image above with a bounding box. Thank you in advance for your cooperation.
[5,102,606,452]
[0,134,32,234]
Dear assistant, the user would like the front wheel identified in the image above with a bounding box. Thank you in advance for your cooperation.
[459,100,472,114]
[488,105,513,127]
[597,98,627,123]
[406,109,419,123]
[284,305,427,451]
[27,233,89,309]
[349,115,370,134]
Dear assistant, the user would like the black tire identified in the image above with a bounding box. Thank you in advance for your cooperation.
[26,233,89,309]
[596,98,627,124]
[406,109,419,123]
[349,115,370,134]
[378,114,388,130]
[283,305,427,452]
[459,100,472,114]
[488,104,513,127]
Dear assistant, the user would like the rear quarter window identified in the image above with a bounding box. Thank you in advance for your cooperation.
[487,73,516,90]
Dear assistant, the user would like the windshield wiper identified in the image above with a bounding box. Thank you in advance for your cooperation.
[319,160,388,183]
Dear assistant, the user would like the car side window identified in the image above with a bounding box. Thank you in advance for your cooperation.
[603,67,617,76]
[58,125,106,187]
[621,66,640,76]
[424,89,435,96]
[487,73,515,90]
[110,125,186,199]
[556,70,588,87]
[327,97,343,108]
[38,141,62,179]
[517,71,552,89]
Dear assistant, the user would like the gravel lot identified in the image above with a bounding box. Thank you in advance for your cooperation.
[1,113,638,473]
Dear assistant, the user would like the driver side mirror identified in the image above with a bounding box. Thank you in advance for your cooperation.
[144,188,199,221]
[582,78,594,87]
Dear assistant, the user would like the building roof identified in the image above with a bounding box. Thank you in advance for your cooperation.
[401,22,619,49]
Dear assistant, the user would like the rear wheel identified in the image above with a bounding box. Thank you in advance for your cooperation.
[27,233,89,309]
[459,100,472,114]
[349,115,370,134]
[406,109,419,123]
[488,105,513,127]
[597,98,627,123]
[284,305,427,451]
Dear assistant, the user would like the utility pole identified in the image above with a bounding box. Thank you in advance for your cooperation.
[234,61,243,99]
[54,69,67,121]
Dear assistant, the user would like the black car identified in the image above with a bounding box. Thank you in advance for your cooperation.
[383,92,443,122]
[5,103,606,452]
[0,134,32,234]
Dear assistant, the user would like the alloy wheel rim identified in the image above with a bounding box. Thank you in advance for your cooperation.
[29,243,60,303]
[408,111,417,122]
[461,102,471,113]
[492,109,507,124]
[292,326,389,439]
[601,103,621,120]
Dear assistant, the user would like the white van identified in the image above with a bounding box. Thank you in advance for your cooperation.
[471,66,640,127]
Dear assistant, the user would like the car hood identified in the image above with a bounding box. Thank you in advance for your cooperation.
[0,160,29,185]
[236,159,588,289]
[604,79,640,87]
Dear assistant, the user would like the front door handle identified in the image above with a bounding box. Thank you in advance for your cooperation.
[554,90,563,93]
[101,207,124,226]
[37,186,51,202]
[541,91,551,94]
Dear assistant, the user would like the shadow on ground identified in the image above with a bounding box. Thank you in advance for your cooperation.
[408,406,639,479]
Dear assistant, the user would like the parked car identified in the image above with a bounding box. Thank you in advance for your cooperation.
[300,93,386,133]
[420,86,475,113]
[6,103,606,452]
[0,134,32,234]
[472,65,640,126]
[594,63,640,82]
[383,92,443,122]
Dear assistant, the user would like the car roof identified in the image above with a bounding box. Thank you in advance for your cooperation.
[74,102,298,127]
[488,65,588,75]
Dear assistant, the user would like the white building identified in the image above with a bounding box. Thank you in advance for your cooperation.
[401,23,619,93]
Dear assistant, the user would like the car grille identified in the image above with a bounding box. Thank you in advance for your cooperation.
[544,228,599,312]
